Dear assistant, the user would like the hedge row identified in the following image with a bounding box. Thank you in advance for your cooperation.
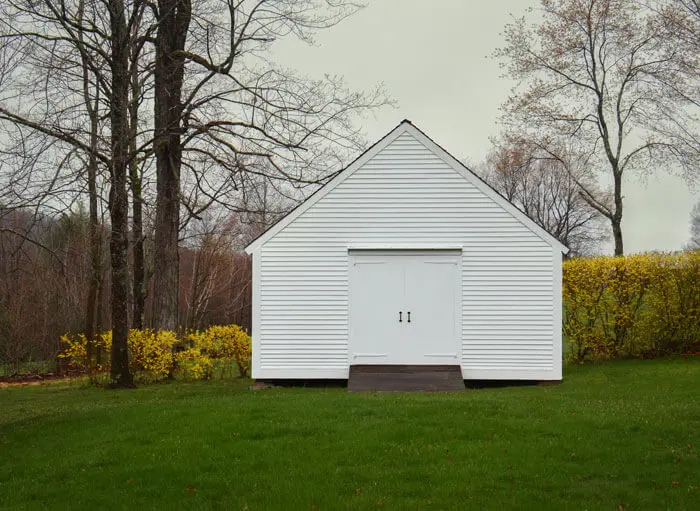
[563,251,700,362]
[59,324,251,381]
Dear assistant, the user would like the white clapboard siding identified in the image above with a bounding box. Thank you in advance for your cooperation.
[251,124,564,381]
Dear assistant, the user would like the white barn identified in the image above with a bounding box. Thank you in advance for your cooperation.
[245,121,568,384]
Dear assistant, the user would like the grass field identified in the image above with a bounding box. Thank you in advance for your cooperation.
[1,358,698,510]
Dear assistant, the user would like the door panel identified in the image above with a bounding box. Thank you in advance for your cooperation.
[349,258,404,363]
[405,258,460,362]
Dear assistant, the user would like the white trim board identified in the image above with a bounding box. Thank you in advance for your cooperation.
[245,120,570,255]
[348,243,463,251]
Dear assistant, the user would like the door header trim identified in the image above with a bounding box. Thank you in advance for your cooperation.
[347,243,463,251]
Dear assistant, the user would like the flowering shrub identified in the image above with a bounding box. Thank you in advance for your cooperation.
[59,329,176,381]
[637,252,700,357]
[563,251,700,362]
[128,329,177,380]
[184,324,252,377]
[175,347,213,380]
[59,324,251,381]
[57,333,88,371]
[58,332,111,372]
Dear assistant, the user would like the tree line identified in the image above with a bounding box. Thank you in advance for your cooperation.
[0,206,254,373]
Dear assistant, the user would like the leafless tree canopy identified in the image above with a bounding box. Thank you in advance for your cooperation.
[480,137,609,256]
[494,0,699,255]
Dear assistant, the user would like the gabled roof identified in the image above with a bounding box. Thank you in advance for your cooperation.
[245,120,570,254]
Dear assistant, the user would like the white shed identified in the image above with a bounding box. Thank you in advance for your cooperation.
[245,121,568,384]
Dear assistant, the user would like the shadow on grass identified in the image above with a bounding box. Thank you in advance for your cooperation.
[256,378,348,388]
[464,379,541,389]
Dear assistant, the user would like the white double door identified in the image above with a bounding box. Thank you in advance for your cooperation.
[349,250,461,365]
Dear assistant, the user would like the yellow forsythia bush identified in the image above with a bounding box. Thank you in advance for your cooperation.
[175,347,213,380]
[59,324,251,381]
[183,324,252,377]
[128,329,177,380]
[58,331,112,372]
[58,333,88,371]
[59,329,177,381]
[563,251,700,362]
[637,252,700,356]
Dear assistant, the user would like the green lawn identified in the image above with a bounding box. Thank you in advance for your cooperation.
[1,359,698,510]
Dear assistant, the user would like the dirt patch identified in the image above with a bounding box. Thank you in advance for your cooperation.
[0,372,80,388]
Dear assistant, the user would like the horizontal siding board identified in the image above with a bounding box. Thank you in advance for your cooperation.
[261,325,347,331]
[262,355,349,360]
[464,342,555,347]
[463,324,553,329]
[258,131,559,377]
[262,336,347,341]
[260,306,347,311]
[263,341,349,346]
[261,245,551,253]
[463,364,554,370]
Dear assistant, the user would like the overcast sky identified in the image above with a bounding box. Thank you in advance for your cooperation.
[270,0,698,255]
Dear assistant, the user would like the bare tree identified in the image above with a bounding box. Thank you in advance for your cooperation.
[105,0,135,387]
[177,208,257,331]
[150,0,189,332]
[233,171,296,247]
[74,0,107,371]
[127,3,153,330]
[149,0,390,331]
[1,2,108,367]
[0,0,143,386]
[494,0,699,255]
[180,213,232,330]
[481,137,608,256]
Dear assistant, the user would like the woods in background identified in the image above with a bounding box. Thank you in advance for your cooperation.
[0,206,255,374]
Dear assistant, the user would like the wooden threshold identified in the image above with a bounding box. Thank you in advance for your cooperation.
[348,365,465,392]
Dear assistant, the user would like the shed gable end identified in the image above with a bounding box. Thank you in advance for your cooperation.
[246,121,568,253]
[270,131,547,245]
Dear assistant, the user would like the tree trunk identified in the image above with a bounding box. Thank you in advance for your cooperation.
[130,164,145,329]
[612,218,624,256]
[96,262,105,368]
[108,0,135,388]
[129,50,145,330]
[84,130,101,368]
[152,0,191,332]
[83,88,101,370]
[78,0,102,373]
[612,172,624,256]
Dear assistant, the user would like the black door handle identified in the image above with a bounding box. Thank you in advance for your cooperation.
[399,311,402,322]
[407,311,411,323]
